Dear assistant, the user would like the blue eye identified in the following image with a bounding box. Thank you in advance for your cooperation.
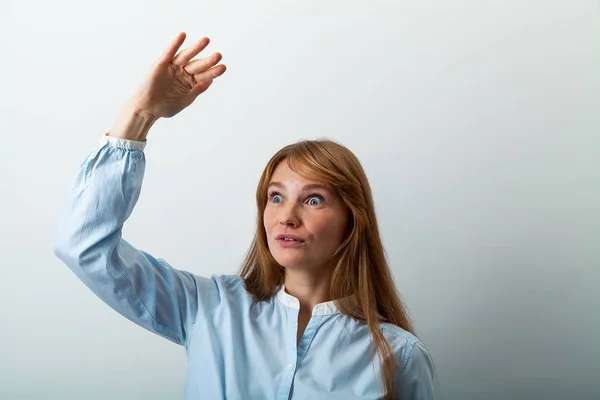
[268,191,324,205]
[307,194,324,206]
[268,191,283,203]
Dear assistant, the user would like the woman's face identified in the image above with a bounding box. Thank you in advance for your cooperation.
[263,161,349,272]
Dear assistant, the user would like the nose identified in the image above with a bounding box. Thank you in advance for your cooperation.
[279,204,300,227]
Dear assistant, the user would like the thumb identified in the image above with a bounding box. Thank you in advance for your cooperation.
[189,79,214,100]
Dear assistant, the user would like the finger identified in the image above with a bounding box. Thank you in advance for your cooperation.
[173,37,210,66]
[184,52,222,75]
[158,32,187,64]
[189,79,214,100]
[193,64,227,83]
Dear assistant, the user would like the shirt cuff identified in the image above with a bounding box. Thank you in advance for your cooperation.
[98,132,147,151]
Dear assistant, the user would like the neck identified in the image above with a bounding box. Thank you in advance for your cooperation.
[283,268,332,315]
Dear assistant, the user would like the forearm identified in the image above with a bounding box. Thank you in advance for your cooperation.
[108,101,158,141]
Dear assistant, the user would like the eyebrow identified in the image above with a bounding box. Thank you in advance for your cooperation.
[268,181,331,192]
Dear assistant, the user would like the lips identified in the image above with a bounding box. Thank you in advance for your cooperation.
[275,234,305,242]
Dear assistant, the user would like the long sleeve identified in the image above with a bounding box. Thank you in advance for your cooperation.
[395,340,438,399]
[53,133,218,347]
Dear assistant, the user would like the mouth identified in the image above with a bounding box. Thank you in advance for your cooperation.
[276,234,304,241]
[275,234,305,246]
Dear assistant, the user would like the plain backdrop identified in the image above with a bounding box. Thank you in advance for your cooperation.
[1,0,599,399]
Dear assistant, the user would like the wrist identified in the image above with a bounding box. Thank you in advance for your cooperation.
[108,102,158,142]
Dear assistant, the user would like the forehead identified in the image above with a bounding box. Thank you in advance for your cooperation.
[269,161,326,189]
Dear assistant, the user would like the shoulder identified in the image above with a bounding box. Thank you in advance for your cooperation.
[187,273,245,295]
[202,273,256,307]
[209,273,245,288]
[380,323,435,375]
[380,324,423,370]
[187,274,247,316]
[380,323,437,398]
[200,273,248,300]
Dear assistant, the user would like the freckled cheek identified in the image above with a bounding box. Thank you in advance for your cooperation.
[310,218,336,240]
[311,217,347,245]
[263,210,277,237]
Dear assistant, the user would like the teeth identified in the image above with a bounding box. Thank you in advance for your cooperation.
[283,238,296,241]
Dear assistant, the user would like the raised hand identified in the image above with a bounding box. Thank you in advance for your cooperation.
[131,32,227,119]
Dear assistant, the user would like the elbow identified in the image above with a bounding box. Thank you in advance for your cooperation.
[53,228,111,274]
[53,240,66,261]
[52,226,82,269]
[53,234,73,266]
[53,213,74,264]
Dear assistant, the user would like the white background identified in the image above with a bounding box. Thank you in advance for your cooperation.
[1,0,599,399]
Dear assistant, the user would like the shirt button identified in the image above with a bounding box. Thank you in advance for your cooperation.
[287,364,294,371]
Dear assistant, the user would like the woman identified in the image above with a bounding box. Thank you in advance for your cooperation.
[54,32,436,399]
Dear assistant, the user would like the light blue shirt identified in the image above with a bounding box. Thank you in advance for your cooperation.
[53,134,437,399]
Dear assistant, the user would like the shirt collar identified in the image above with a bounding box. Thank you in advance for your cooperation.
[276,283,354,316]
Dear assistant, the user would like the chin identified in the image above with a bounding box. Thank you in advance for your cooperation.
[271,253,306,270]
[274,258,303,270]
